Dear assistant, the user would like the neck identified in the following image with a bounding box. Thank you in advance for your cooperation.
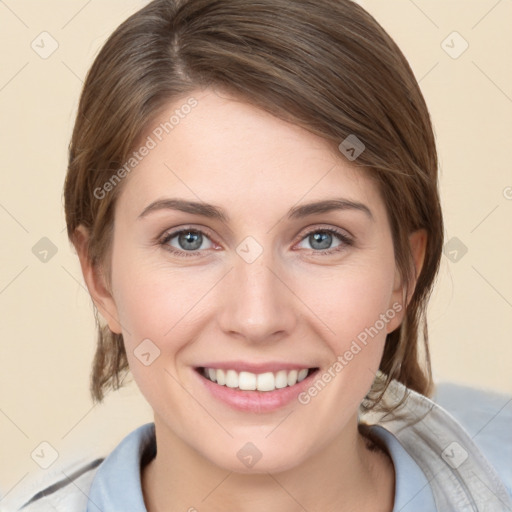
[141,415,395,512]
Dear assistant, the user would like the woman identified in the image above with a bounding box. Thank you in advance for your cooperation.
[7,0,511,510]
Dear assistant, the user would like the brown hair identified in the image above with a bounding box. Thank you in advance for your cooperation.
[64,0,443,406]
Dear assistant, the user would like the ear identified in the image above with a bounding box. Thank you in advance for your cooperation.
[408,228,427,291]
[387,228,427,332]
[73,225,122,334]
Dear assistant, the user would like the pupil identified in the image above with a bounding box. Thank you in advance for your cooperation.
[180,231,202,250]
[311,232,331,250]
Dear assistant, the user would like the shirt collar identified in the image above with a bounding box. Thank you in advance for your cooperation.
[87,422,156,512]
[87,422,436,511]
[366,425,437,511]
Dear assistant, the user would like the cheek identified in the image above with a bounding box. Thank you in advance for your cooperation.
[303,260,396,351]
[292,264,397,424]
[113,266,208,349]
[109,247,222,391]
[109,226,213,342]
[112,269,200,414]
[293,253,397,404]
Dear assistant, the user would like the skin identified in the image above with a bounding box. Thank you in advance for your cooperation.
[75,87,427,512]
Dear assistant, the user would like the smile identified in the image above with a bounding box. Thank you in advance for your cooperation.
[198,367,318,392]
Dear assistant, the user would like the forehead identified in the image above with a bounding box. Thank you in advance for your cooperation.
[116,88,383,221]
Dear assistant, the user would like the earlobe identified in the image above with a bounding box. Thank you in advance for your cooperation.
[73,225,122,334]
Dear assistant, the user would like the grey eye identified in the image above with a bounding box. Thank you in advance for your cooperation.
[164,230,214,252]
[178,231,203,250]
[296,230,344,251]
[309,232,334,250]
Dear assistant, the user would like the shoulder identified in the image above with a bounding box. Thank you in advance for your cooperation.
[0,457,103,512]
[1,423,155,512]
[359,375,512,509]
[432,381,512,497]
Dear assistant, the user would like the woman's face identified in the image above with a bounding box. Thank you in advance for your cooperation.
[97,87,406,472]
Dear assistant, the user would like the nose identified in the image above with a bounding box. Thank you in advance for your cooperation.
[216,248,298,345]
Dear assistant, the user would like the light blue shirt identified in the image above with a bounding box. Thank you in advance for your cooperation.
[84,383,512,511]
[5,382,511,511]
[86,422,438,511]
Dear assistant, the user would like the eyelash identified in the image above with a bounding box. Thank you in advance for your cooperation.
[158,226,354,258]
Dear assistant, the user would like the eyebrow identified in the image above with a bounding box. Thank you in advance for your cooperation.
[137,197,374,222]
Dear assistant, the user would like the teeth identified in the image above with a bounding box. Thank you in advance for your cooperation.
[257,372,275,391]
[297,369,308,382]
[287,369,298,385]
[225,370,238,388]
[275,370,288,389]
[216,369,226,385]
[239,371,256,390]
[201,367,313,392]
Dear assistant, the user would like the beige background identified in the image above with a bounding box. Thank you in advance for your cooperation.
[1,0,511,501]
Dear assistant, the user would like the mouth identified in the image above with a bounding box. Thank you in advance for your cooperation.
[195,366,320,392]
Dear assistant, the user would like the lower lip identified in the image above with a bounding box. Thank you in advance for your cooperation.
[194,368,319,413]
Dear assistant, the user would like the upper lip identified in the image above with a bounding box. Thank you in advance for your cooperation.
[195,361,318,373]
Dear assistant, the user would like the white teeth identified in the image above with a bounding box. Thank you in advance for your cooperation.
[297,369,308,382]
[287,369,298,386]
[274,370,288,389]
[225,369,238,388]
[216,369,226,385]
[257,372,275,391]
[238,371,256,390]
[202,367,313,392]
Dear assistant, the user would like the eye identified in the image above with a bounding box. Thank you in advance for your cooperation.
[158,225,353,258]
[159,228,216,257]
[295,227,353,255]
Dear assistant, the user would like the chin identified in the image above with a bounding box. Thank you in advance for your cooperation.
[204,438,309,475]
